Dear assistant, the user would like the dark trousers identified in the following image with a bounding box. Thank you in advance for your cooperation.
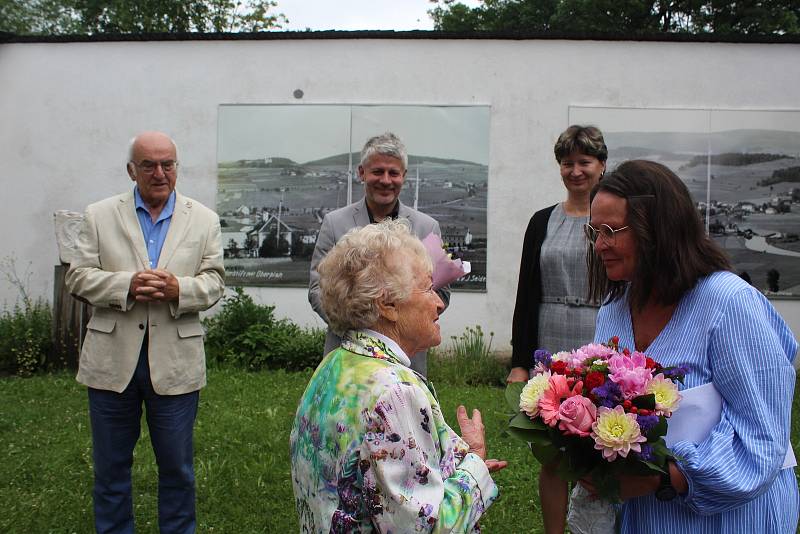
[88,340,199,534]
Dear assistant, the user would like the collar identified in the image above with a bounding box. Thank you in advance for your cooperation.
[134,186,176,223]
[342,328,439,401]
[365,199,400,224]
[341,329,411,368]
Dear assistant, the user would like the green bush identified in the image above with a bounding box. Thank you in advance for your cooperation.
[0,298,52,376]
[429,325,506,387]
[203,287,324,371]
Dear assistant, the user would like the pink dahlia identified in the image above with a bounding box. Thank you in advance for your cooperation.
[539,374,583,427]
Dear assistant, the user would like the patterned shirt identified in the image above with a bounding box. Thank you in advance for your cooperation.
[595,271,799,533]
[290,329,499,533]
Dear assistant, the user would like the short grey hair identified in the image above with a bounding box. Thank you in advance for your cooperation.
[318,218,431,335]
[359,132,408,170]
[554,125,607,163]
[127,132,178,162]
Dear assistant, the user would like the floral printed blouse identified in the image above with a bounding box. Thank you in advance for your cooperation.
[290,329,499,533]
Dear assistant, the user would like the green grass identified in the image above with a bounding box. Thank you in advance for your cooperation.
[3,370,799,533]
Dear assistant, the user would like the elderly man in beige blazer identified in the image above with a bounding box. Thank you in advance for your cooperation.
[66,131,224,534]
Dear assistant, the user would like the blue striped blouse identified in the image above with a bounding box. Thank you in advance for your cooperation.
[595,271,799,533]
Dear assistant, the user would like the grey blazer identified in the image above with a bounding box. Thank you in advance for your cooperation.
[66,190,225,395]
[308,198,450,357]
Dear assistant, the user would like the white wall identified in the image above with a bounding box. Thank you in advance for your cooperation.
[2,37,799,349]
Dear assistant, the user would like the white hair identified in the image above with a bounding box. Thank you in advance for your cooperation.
[359,132,408,170]
[318,218,431,335]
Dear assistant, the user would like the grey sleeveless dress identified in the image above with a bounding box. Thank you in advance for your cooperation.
[536,203,598,354]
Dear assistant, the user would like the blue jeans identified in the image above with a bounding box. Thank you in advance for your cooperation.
[88,340,199,534]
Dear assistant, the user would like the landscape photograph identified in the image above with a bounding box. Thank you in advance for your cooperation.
[216,104,490,291]
[571,107,800,297]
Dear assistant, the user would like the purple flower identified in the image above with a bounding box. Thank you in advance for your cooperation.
[636,414,660,435]
[534,349,552,368]
[662,365,690,380]
[637,443,655,462]
[591,381,622,408]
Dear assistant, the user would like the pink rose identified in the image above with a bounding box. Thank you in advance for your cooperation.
[557,395,597,437]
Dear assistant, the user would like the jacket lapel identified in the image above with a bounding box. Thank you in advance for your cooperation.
[352,198,371,227]
[116,191,151,270]
[397,200,414,221]
[157,192,192,269]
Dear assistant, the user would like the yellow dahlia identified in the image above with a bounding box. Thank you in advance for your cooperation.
[591,405,647,461]
[646,373,682,416]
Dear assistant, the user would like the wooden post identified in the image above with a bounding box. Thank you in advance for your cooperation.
[52,210,89,370]
[52,264,89,370]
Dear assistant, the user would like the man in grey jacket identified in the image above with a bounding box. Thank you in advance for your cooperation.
[308,132,449,376]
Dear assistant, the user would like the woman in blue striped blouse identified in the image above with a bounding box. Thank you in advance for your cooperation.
[583,159,798,533]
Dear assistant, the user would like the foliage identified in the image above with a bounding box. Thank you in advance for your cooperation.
[0,300,52,376]
[258,230,289,257]
[203,287,325,371]
[767,268,781,292]
[429,325,507,386]
[0,0,286,35]
[769,166,800,184]
[685,152,790,168]
[0,257,52,376]
[429,0,800,35]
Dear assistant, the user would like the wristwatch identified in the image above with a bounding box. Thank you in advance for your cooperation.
[655,469,677,501]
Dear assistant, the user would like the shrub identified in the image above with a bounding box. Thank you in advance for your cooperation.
[203,287,324,371]
[429,325,506,387]
[0,298,52,376]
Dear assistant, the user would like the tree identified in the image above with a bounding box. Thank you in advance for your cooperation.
[0,0,286,35]
[767,268,780,292]
[428,0,800,35]
[226,238,240,258]
[258,229,288,258]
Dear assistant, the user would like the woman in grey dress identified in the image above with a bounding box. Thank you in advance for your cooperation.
[509,125,607,534]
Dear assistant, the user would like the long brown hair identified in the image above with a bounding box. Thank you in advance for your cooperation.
[587,160,731,310]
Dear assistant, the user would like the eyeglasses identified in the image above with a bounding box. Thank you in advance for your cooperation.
[583,223,630,246]
[131,160,177,175]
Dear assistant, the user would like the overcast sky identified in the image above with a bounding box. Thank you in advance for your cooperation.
[570,106,800,134]
[218,105,490,164]
[277,0,482,31]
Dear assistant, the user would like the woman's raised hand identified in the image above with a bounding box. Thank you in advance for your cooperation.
[457,405,508,472]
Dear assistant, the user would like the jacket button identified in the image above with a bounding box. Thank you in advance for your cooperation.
[139,324,145,330]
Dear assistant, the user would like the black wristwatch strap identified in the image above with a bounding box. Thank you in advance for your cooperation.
[655,469,677,501]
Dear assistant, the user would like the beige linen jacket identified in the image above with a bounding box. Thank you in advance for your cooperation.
[66,190,225,395]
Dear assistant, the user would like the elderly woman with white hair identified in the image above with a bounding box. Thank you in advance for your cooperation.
[290,219,505,532]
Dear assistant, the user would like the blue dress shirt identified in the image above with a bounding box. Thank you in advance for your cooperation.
[596,271,798,533]
[134,187,175,269]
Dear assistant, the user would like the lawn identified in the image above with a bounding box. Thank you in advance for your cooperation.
[0,368,540,533]
[1,370,799,533]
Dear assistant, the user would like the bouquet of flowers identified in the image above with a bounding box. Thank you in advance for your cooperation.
[421,233,471,289]
[506,337,688,505]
